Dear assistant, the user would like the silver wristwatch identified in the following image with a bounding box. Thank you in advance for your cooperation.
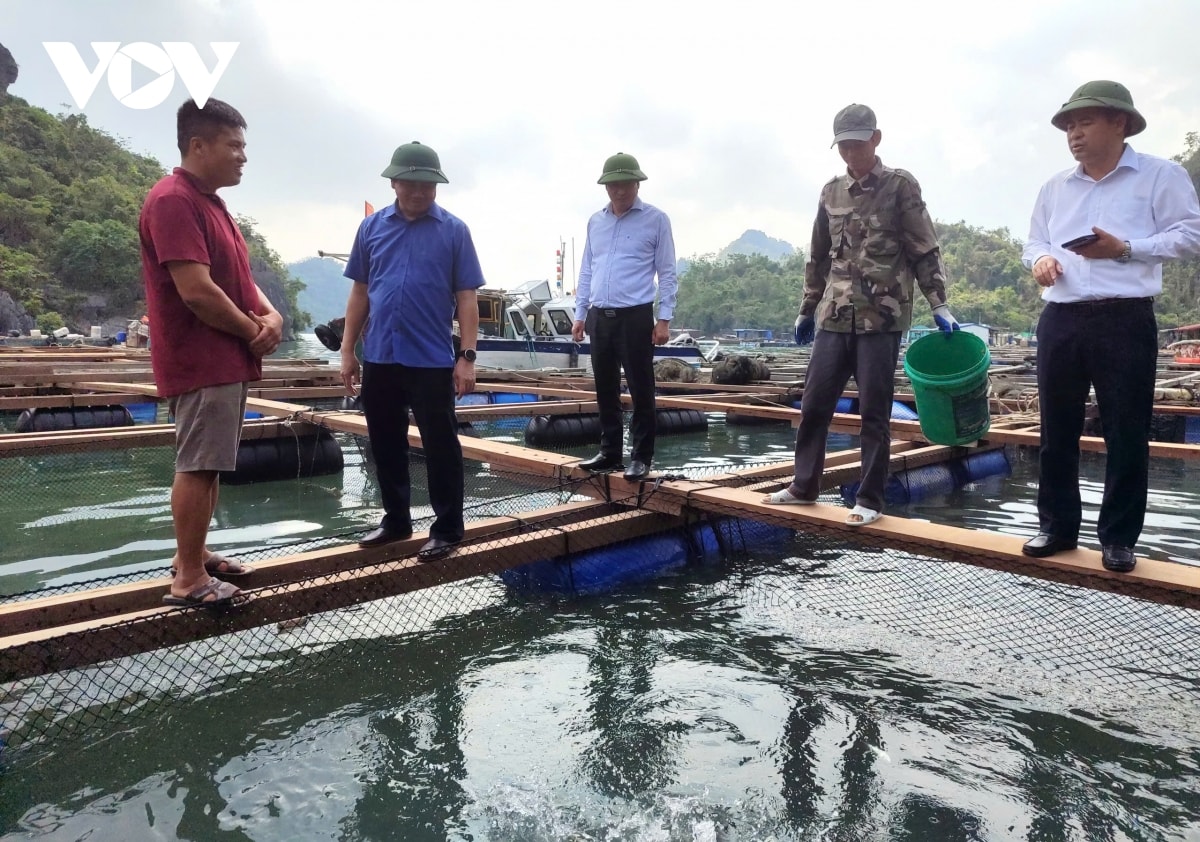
[1115,241,1132,263]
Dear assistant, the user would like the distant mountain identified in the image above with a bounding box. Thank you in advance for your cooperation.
[290,257,350,326]
[718,229,797,262]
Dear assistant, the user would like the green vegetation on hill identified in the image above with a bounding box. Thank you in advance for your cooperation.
[290,256,352,325]
[0,88,308,337]
[675,136,1200,339]
[718,229,797,262]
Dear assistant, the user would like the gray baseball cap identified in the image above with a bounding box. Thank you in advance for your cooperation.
[831,103,878,146]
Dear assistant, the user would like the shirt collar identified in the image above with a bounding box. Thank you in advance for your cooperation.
[381,201,446,222]
[604,196,646,216]
[172,167,229,211]
[1067,143,1138,183]
[843,157,884,189]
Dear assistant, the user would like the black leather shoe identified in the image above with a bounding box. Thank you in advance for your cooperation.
[623,460,650,482]
[1021,532,1077,558]
[358,527,411,548]
[1101,545,1136,573]
[417,537,459,562]
[579,453,624,472]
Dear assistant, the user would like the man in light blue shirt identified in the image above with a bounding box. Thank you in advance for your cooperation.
[1021,80,1200,572]
[571,152,678,482]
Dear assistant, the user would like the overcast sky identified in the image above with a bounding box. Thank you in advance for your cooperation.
[6,0,1199,294]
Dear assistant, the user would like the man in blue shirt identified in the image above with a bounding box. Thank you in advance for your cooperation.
[1021,81,1200,572]
[339,141,486,560]
[571,152,678,482]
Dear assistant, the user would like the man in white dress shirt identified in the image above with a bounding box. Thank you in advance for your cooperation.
[1021,80,1200,572]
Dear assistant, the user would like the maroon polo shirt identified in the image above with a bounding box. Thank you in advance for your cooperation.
[138,168,262,397]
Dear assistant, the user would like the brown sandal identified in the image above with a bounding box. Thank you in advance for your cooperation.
[171,553,255,578]
[162,577,243,607]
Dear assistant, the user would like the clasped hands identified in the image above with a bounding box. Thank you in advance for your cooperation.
[248,311,282,357]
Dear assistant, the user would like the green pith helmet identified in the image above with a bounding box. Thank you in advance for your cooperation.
[1051,80,1146,136]
[597,151,648,184]
[381,141,449,182]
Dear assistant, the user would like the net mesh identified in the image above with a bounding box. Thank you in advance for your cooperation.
[2,407,1197,761]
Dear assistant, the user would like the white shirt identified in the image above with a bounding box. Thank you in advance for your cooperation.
[1022,144,1200,302]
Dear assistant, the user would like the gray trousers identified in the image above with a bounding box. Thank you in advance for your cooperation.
[790,329,902,512]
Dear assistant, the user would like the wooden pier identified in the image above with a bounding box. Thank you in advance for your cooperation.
[2,345,1200,685]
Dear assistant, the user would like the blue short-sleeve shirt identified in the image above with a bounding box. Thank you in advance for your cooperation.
[344,202,486,367]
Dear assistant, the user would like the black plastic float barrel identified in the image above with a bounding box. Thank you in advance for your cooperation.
[15,405,135,433]
[656,408,708,434]
[525,413,603,446]
[725,410,789,426]
[219,430,344,485]
[524,408,709,446]
[1149,413,1186,443]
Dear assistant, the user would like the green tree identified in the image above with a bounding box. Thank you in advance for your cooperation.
[673,253,806,337]
[52,219,141,307]
[0,92,303,337]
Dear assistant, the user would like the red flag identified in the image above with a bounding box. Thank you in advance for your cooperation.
[364,201,375,216]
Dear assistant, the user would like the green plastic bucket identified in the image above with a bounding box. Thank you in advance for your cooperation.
[902,331,991,446]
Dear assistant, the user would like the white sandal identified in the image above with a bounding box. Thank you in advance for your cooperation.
[846,505,882,526]
[762,488,816,505]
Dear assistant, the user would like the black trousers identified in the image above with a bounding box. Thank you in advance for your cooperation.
[586,303,656,463]
[360,362,465,541]
[1035,298,1157,547]
[791,330,901,512]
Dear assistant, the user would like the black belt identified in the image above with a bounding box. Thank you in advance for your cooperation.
[593,303,652,318]
[1053,296,1154,308]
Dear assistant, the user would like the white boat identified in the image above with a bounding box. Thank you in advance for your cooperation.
[314,277,719,373]
[477,280,717,374]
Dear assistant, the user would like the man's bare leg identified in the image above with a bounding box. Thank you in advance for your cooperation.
[170,470,219,598]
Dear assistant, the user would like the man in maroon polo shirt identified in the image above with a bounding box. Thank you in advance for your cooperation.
[139,98,283,606]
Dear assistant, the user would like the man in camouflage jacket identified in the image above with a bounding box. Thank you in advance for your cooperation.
[765,103,958,524]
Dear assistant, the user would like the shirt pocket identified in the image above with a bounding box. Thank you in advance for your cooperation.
[864,213,902,258]
[626,230,657,261]
[1111,197,1155,239]
[827,209,852,258]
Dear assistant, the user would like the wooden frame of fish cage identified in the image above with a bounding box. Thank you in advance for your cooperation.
[2,353,1200,684]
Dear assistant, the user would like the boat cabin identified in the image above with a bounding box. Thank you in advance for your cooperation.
[474,280,577,341]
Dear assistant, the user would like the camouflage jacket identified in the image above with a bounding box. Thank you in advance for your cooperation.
[801,158,948,334]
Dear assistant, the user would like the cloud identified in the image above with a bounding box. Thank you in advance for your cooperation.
[4,0,1198,292]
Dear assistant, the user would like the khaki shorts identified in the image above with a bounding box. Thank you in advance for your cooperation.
[170,382,249,473]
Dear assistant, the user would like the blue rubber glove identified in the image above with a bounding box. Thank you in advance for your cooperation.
[794,314,815,346]
[932,305,960,334]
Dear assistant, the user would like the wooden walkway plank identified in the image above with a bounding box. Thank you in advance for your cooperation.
[0,501,609,638]
[0,420,319,456]
[0,508,684,682]
[686,486,1200,608]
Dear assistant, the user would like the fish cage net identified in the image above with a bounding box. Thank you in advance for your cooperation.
[1,409,1198,762]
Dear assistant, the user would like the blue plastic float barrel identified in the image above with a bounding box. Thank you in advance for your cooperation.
[499,516,795,596]
[840,448,1011,505]
[492,392,540,405]
[127,402,160,424]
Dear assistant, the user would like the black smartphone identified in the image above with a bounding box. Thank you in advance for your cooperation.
[1061,234,1100,250]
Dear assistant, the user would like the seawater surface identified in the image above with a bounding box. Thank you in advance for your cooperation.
[1,337,1198,841]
